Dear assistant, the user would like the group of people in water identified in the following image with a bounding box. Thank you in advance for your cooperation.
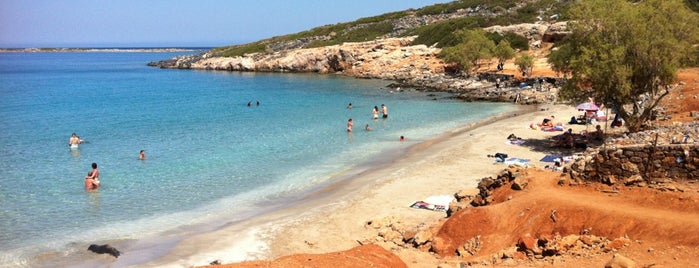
[346,103,405,141]
[346,103,389,132]
[70,132,145,191]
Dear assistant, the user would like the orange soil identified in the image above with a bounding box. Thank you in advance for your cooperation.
[201,244,406,268]
[433,169,699,267]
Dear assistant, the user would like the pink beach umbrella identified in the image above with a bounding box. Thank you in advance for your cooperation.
[576,102,599,111]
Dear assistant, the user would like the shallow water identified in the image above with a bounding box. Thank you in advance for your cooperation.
[0,51,515,266]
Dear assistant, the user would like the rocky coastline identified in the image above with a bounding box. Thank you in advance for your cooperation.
[148,21,571,105]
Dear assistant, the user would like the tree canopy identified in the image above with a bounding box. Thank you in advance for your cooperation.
[438,29,495,74]
[548,0,699,132]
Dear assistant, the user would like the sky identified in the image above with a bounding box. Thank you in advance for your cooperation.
[0,0,451,48]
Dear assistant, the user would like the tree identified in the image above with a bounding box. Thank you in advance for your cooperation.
[514,54,533,76]
[439,29,495,74]
[493,39,516,66]
[548,0,699,132]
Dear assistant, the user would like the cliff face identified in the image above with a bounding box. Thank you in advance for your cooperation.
[152,37,444,81]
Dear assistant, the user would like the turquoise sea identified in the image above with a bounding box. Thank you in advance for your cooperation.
[0,51,515,267]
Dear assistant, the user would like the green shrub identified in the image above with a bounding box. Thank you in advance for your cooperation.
[416,0,516,16]
[407,17,483,47]
[212,43,267,57]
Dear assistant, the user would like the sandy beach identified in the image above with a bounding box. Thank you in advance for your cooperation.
[137,103,603,267]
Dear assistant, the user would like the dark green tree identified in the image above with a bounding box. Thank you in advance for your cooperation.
[493,39,516,66]
[548,0,699,132]
[439,29,495,74]
[514,54,533,76]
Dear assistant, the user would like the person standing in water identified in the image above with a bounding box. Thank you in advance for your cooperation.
[69,133,82,148]
[139,150,146,160]
[372,106,379,120]
[347,118,354,132]
[381,104,388,119]
[85,163,100,190]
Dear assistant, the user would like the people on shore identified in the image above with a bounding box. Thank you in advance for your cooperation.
[69,133,82,148]
[85,163,100,190]
[400,135,405,142]
[139,150,146,160]
[347,118,353,132]
[586,124,604,142]
[554,129,575,148]
[381,104,388,119]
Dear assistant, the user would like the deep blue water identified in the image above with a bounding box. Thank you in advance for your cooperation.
[0,51,514,266]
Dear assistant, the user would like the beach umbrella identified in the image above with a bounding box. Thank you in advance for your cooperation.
[576,102,599,111]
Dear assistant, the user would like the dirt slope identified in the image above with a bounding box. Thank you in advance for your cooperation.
[433,169,699,267]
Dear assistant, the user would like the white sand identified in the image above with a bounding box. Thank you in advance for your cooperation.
[142,104,599,267]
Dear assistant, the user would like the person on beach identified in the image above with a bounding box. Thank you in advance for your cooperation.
[400,135,405,142]
[381,104,388,119]
[85,163,100,188]
[139,150,145,160]
[365,124,372,131]
[372,106,379,120]
[347,118,354,132]
[593,125,604,141]
[69,133,82,148]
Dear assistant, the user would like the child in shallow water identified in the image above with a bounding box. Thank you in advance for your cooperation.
[85,171,99,190]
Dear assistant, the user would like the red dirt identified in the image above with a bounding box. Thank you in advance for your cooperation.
[200,244,406,268]
[432,169,699,267]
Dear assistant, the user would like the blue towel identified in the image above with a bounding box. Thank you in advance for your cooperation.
[540,155,562,162]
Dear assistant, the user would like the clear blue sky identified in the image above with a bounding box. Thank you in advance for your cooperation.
[0,0,451,48]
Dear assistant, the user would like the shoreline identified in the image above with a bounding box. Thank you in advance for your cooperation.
[140,103,598,267]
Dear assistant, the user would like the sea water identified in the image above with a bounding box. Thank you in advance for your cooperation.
[0,51,515,267]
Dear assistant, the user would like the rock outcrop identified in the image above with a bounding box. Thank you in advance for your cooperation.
[149,21,572,104]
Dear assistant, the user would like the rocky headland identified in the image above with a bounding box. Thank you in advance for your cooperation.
[148,20,570,105]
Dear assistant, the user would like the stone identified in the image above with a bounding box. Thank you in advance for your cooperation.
[604,254,636,268]
[517,233,540,254]
[624,175,645,186]
[511,177,528,190]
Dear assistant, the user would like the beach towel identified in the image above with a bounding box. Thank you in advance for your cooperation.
[410,195,453,212]
[540,154,562,162]
[540,155,575,163]
[503,157,530,167]
[506,140,526,145]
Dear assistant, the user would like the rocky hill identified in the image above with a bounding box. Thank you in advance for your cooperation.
[148,2,571,104]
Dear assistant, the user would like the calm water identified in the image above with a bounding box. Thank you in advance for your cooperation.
[0,51,514,266]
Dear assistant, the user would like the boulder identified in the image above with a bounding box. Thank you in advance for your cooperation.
[511,177,528,190]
